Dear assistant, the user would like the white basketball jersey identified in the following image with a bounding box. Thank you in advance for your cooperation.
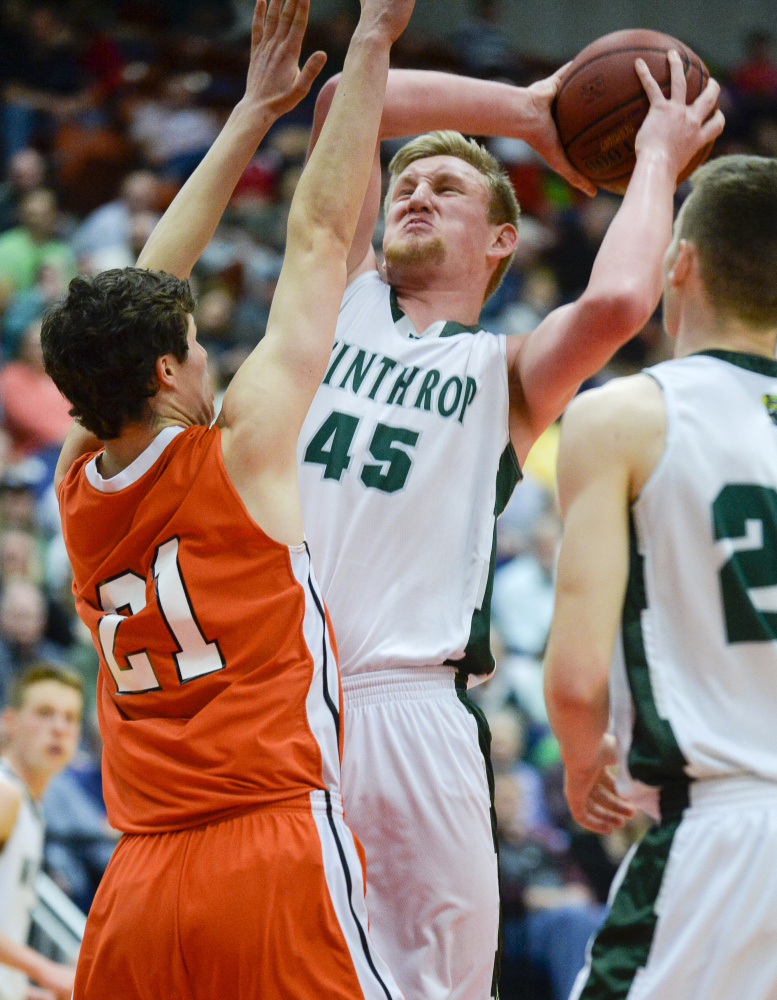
[611,351,777,795]
[0,760,44,1000]
[298,272,519,677]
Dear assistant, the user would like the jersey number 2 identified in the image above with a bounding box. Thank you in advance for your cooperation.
[713,483,777,643]
[96,537,225,693]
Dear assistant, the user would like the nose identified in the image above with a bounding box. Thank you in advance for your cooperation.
[407,180,433,212]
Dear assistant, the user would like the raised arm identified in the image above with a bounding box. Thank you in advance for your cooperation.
[136,0,326,277]
[543,376,664,832]
[507,52,724,462]
[308,64,599,279]
[216,0,414,540]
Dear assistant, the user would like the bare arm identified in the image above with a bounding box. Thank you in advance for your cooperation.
[307,64,599,279]
[218,0,415,541]
[136,0,326,278]
[507,51,724,462]
[543,375,665,832]
[0,783,74,999]
[52,0,324,490]
[0,934,75,1000]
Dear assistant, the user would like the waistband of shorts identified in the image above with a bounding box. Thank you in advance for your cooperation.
[340,666,458,707]
[310,788,343,816]
[686,773,777,813]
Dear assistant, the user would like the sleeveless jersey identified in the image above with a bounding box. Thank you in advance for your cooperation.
[0,760,44,1000]
[297,271,520,677]
[610,351,777,795]
[59,425,341,834]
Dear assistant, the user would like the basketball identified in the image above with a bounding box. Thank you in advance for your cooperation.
[553,29,714,194]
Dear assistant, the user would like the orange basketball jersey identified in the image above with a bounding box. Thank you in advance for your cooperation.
[59,425,343,834]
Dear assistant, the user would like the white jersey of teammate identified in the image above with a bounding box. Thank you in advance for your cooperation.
[298,270,518,679]
[610,350,777,802]
[0,759,45,1000]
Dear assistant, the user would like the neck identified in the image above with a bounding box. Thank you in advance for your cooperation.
[100,419,177,478]
[391,284,483,330]
[675,318,777,362]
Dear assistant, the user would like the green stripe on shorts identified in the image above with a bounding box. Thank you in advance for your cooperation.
[455,672,501,1000]
[578,819,681,999]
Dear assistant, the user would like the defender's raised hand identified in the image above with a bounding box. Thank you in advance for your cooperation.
[244,0,326,120]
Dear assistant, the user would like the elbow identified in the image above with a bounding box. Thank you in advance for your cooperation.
[543,650,610,720]
[579,284,659,342]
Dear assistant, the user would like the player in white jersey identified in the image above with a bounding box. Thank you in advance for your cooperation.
[0,664,83,1000]
[544,153,777,1000]
[298,50,724,1000]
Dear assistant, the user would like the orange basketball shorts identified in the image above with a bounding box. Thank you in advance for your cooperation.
[73,790,402,1000]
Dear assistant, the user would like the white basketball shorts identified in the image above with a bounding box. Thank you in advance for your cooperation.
[340,666,500,1000]
[570,774,777,1000]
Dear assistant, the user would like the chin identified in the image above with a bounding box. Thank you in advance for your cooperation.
[385,234,446,271]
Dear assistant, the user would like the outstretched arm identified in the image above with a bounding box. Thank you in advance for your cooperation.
[308,64,599,279]
[543,377,658,833]
[217,0,415,542]
[137,0,326,277]
[507,51,724,462]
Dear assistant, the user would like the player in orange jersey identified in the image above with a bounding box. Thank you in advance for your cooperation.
[40,0,413,997]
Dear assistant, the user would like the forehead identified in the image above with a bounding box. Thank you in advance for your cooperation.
[393,155,489,194]
[21,680,83,715]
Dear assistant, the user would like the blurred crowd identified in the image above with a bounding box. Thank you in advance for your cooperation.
[0,0,775,995]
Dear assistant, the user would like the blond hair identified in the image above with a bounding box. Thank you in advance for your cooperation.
[385,131,520,300]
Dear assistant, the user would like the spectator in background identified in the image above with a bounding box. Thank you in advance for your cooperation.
[126,72,221,181]
[0,319,72,467]
[0,189,77,313]
[1,260,73,361]
[492,511,560,658]
[0,147,47,234]
[452,0,521,80]
[42,707,118,914]
[731,29,777,101]
[495,738,605,1000]
[70,169,162,263]
[0,579,69,707]
[0,5,91,164]
[0,662,83,1000]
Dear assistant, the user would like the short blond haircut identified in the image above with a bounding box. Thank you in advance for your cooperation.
[385,131,520,301]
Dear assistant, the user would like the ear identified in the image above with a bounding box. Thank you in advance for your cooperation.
[488,223,519,262]
[155,353,177,390]
[667,239,694,288]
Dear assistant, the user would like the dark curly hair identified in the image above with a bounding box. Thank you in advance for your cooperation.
[41,268,195,440]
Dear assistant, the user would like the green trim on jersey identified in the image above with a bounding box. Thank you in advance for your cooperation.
[578,819,681,999]
[447,444,522,675]
[389,287,484,337]
[623,514,689,787]
[695,349,777,379]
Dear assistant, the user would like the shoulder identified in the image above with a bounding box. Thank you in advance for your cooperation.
[562,374,664,441]
[0,773,23,845]
[559,375,666,496]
